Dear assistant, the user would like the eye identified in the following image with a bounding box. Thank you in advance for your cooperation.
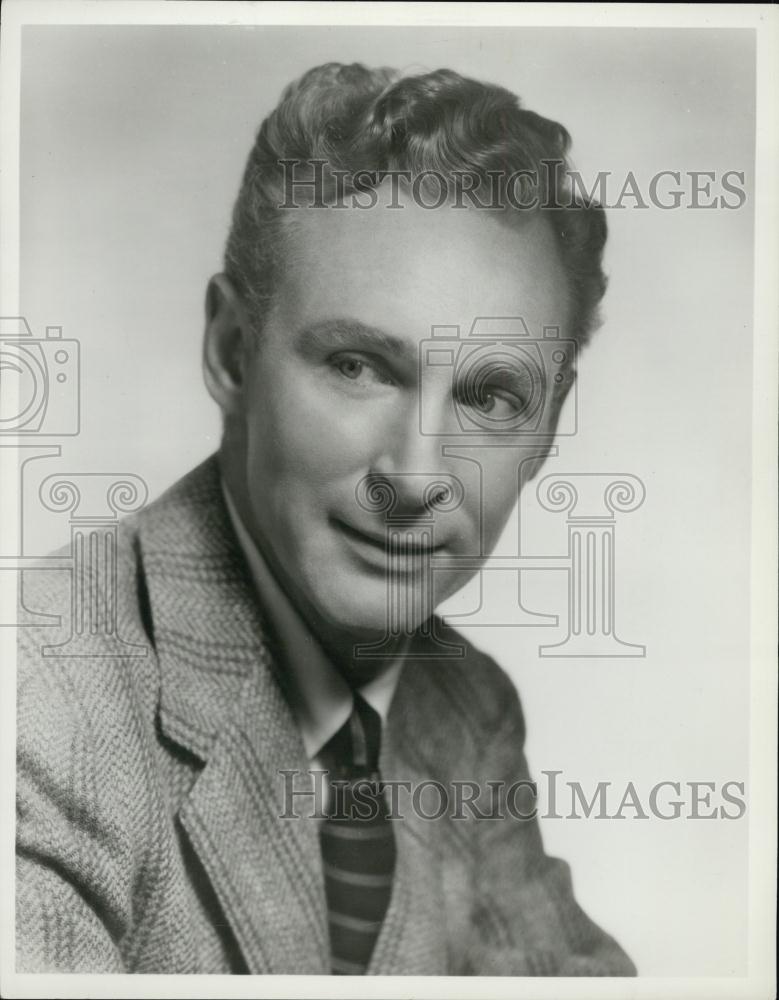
[331,353,395,386]
[337,357,365,380]
[458,365,531,418]
[470,387,526,417]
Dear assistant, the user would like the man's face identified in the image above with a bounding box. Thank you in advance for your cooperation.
[228,191,572,638]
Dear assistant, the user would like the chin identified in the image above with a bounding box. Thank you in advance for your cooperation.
[311,577,427,638]
[316,593,400,636]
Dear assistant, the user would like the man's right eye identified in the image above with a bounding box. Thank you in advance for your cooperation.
[337,357,367,380]
[331,353,395,386]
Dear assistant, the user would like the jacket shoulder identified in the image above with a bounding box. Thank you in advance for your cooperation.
[17,513,161,796]
[16,512,170,955]
[399,621,526,751]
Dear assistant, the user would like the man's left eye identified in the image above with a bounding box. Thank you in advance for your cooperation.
[458,378,527,418]
[471,388,526,418]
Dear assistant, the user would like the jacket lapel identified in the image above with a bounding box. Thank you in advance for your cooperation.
[136,454,451,975]
[137,456,329,973]
[176,681,330,973]
[368,733,449,972]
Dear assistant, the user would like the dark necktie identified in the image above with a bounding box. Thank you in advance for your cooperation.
[318,694,396,975]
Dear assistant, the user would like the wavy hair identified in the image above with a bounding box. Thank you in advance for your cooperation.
[224,63,607,345]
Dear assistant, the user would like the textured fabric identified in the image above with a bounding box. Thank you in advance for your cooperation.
[16,453,637,976]
[319,696,396,974]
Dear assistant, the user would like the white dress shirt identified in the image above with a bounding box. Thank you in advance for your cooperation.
[221,482,403,766]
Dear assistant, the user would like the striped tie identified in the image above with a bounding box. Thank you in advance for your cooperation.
[319,694,396,975]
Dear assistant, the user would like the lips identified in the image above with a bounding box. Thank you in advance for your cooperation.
[331,516,445,569]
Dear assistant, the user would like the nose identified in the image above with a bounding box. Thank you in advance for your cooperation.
[368,399,461,517]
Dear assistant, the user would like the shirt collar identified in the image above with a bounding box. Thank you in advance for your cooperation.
[221,481,402,760]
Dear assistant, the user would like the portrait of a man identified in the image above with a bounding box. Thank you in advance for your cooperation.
[15,57,635,976]
[4,8,772,995]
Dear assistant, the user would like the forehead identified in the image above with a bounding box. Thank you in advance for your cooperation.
[274,189,571,342]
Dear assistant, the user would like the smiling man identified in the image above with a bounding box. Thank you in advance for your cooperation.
[208,190,568,658]
[17,63,635,976]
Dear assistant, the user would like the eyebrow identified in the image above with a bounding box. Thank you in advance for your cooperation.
[295,318,417,365]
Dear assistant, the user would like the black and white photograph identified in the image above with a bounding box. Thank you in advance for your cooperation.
[1,2,776,998]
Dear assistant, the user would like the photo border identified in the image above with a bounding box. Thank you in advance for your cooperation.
[1,3,776,999]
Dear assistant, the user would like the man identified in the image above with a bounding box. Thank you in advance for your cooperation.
[16,63,635,975]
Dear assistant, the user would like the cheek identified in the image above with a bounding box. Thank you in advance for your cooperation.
[244,368,377,491]
[481,485,519,549]
[461,454,523,546]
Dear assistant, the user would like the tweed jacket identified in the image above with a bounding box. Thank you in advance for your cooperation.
[16,455,636,975]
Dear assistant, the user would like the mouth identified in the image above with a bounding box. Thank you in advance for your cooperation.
[330,516,446,569]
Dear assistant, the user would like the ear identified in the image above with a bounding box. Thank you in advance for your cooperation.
[202,274,253,416]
